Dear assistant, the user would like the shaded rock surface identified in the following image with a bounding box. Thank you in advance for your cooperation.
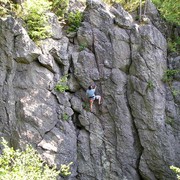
[0,0,180,179]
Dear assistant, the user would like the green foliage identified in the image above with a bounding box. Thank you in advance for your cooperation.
[101,0,114,6]
[122,0,144,13]
[170,165,180,180]
[163,69,180,97]
[172,89,180,97]
[102,0,145,12]
[60,162,73,176]
[79,43,87,51]
[20,0,52,41]
[167,37,180,53]
[147,80,154,90]
[168,39,177,53]
[67,11,83,32]
[0,0,10,16]
[0,0,20,17]
[62,113,69,121]
[151,0,162,7]
[0,138,60,180]
[82,102,89,110]
[51,0,69,19]
[55,74,69,92]
[165,117,174,126]
[162,69,180,83]
[102,0,180,25]
[152,0,180,25]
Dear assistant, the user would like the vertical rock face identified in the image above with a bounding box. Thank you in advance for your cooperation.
[129,24,173,179]
[0,16,77,176]
[0,0,179,180]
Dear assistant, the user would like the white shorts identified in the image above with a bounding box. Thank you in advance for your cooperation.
[89,95,101,100]
[94,95,101,100]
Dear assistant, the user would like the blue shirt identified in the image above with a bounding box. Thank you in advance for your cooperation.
[86,89,95,98]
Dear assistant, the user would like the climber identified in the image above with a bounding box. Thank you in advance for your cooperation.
[86,84,101,112]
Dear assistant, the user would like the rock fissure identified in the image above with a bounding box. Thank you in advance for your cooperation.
[126,79,144,180]
[141,34,166,52]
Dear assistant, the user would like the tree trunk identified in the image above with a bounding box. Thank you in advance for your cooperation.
[139,0,142,22]
[144,0,149,15]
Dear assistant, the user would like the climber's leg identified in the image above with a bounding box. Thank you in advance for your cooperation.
[89,99,94,112]
[95,95,101,105]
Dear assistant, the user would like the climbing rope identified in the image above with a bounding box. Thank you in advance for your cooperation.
[143,0,149,16]
[89,7,104,103]
[88,129,115,148]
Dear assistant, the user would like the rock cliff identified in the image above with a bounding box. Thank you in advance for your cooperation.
[0,0,179,179]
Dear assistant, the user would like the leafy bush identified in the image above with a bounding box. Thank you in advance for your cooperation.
[167,37,180,53]
[102,0,145,13]
[82,102,89,111]
[67,10,83,32]
[162,69,180,97]
[172,89,180,97]
[0,138,60,180]
[102,0,179,25]
[0,0,10,16]
[162,69,180,83]
[0,0,19,16]
[165,117,174,126]
[79,43,88,51]
[0,0,52,41]
[62,113,69,121]
[152,0,180,25]
[51,0,69,19]
[20,0,52,41]
[55,74,69,92]
[147,80,154,90]
[121,0,144,13]
[170,165,180,180]
[60,162,73,176]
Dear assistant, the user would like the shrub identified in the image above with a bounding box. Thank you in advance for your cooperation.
[0,0,59,41]
[67,10,83,32]
[168,38,177,52]
[167,37,180,53]
[122,0,144,13]
[0,0,10,16]
[162,69,180,97]
[55,74,69,92]
[102,0,145,13]
[172,89,180,97]
[79,43,87,51]
[0,138,60,180]
[152,0,180,25]
[147,80,154,90]
[60,162,73,176]
[102,0,179,26]
[62,113,69,121]
[82,102,89,111]
[162,69,180,83]
[0,0,20,17]
[170,165,180,180]
[165,117,174,126]
[20,0,52,41]
[51,0,69,19]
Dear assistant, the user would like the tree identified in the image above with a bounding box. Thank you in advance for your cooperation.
[152,0,180,25]
[0,138,60,180]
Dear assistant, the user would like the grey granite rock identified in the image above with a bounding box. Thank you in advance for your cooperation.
[0,0,179,179]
